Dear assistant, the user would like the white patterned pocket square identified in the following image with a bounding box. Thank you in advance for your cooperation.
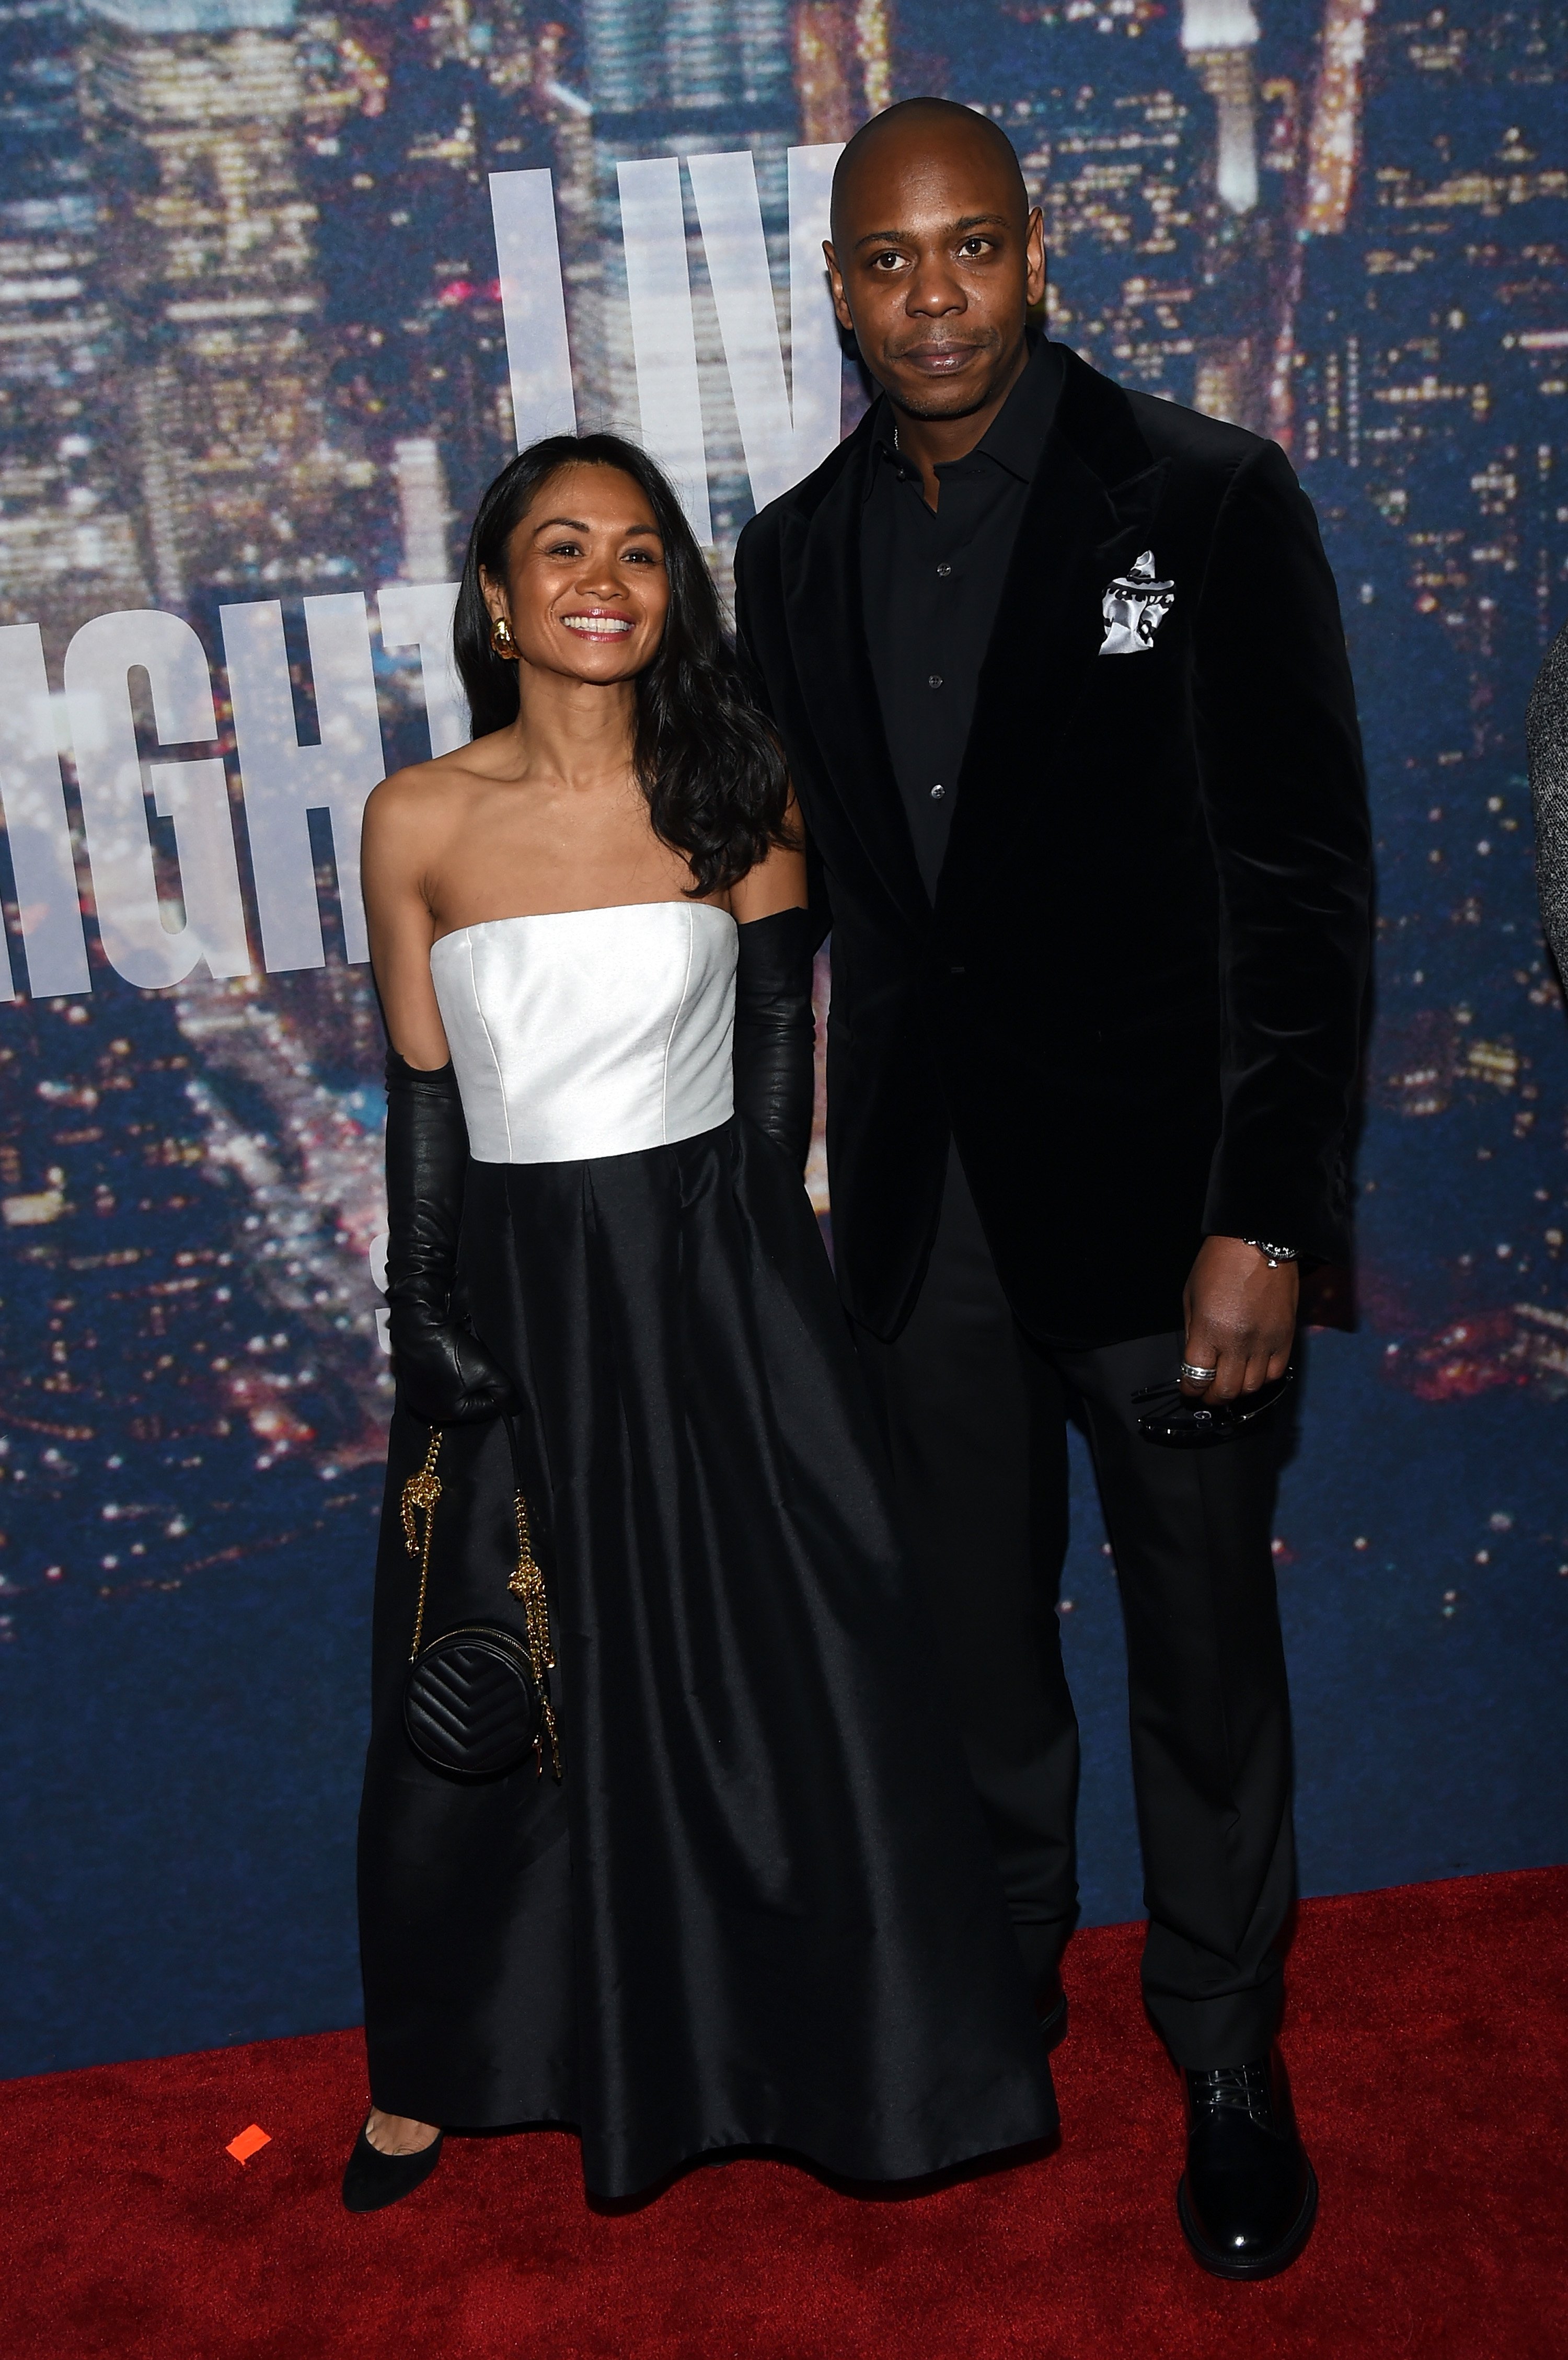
[1099,550,1175,654]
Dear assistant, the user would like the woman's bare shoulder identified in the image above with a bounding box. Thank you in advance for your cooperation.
[365,742,510,839]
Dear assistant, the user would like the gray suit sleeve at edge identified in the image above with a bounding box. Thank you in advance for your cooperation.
[1528,617,1568,980]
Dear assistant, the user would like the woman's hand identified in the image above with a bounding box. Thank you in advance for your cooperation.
[1180,1237,1298,1401]
[389,1285,517,1427]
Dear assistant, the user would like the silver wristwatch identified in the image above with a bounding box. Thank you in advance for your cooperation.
[1242,1238,1298,1269]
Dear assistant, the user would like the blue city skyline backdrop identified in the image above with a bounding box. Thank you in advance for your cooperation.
[2,0,1566,2075]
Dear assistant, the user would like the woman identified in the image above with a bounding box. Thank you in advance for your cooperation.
[347,432,1057,2211]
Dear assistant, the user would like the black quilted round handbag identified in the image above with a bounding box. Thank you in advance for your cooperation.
[400,1419,562,1783]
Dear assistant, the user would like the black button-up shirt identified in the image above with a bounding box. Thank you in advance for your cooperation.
[860,336,1064,897]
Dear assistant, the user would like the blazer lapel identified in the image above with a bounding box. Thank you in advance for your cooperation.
[939,356,1168,898]
[781,423,932,930]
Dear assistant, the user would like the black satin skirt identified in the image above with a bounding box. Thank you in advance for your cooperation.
[358,1117,1057,2198]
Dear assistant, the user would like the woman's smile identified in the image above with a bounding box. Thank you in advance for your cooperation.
[559,608,635,639]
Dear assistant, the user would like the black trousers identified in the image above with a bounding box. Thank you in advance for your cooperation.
[854,1144,1296,2070]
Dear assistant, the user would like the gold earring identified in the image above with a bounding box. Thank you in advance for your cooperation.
[490,615,517,658]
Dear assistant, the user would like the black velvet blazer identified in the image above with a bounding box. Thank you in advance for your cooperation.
[733,347,1373,1347]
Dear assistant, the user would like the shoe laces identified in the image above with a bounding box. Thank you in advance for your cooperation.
[1189,2059,1274,2125]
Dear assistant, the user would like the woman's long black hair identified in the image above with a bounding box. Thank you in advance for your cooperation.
[452,432,792,897]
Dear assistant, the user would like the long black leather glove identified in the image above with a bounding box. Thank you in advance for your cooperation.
[733,907,816,1174]
[384,1050,515,1425]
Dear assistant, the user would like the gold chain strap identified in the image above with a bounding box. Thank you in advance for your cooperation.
[401,1431,444,1661]
[509,1488,562,1779]
[400,1424,562,1781]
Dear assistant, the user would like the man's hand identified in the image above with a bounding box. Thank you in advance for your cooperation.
[1180,1237,1298,1401]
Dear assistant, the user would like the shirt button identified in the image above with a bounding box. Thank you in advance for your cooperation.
[928,673,943,688]
[936,562,952,578]
[930,783,946,800]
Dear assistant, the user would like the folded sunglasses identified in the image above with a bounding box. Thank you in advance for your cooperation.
[1133,1366,1295,1449]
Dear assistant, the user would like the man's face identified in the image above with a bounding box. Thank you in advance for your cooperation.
[825,124,1046,421]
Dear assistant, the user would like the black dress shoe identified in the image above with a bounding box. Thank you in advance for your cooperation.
[1035,1968,1069,2052]
[341,2119,445,2213]
[1177,2053,1317,2280]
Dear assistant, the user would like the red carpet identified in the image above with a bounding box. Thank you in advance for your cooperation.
[5,1869,1565,2359]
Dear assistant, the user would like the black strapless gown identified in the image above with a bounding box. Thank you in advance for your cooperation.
[358,1116,1057,2197]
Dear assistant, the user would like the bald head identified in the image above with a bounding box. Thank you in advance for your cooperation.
[823,96,1045,434]
[831,98,1030,248]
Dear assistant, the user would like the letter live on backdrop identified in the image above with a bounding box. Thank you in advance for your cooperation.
[0,150,841,1006]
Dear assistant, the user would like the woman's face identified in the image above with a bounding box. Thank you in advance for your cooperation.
[483,463,671,687]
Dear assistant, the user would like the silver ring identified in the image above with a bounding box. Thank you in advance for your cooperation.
[1180,1361,1217,1385]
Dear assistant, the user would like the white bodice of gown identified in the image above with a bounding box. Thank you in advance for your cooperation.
[429,901,737,1164]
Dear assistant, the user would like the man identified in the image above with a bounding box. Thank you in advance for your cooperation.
[733,98,1370,2278]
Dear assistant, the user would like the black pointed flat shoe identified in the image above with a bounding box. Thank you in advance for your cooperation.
[341,2119,445,2213]
[1176,2054,1317,2280]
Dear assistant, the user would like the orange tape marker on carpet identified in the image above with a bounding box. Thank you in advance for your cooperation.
[226,2125,272,2166]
